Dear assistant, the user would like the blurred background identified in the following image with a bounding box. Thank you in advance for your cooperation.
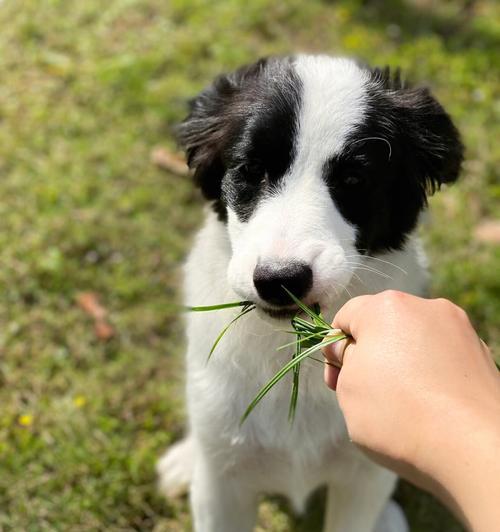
[0,0,498,530]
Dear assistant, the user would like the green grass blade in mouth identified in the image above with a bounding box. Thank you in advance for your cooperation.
[288,336,301,422]
[240,332,347,425]
[282,286,331,329]
[188,301,253,312]
[277,331,330,351]
[207,304,256,361]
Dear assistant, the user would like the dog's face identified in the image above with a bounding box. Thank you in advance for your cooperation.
[178,55,462,317]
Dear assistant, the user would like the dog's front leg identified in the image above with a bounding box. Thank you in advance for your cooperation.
[191,450,258,532]
[323,461,399,532]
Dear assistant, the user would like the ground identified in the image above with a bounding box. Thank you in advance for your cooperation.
[0,0,498,530]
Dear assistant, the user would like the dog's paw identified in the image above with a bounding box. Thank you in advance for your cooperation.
[374,500,409,532]
[157,436,194,498]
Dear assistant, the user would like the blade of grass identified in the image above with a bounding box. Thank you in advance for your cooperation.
[291,318,330,336]
[308,355,338,367]
[207,304,256,361]
[288,336,301,421]
[188,301,252,312]
[240,332,347,425]
[277,331,330,351]
[282,286,331,328]
[281,286,321,322]
[292,316,325,329]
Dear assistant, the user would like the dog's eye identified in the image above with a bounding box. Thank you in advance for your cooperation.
[325,158,367,190]
[238,163,265,185]
[341,173,363,186]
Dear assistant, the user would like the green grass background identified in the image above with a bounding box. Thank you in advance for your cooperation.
[0,0,498,530]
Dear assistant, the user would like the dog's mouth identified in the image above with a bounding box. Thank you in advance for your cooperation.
[257,302,321,320]
[259,306,298,319]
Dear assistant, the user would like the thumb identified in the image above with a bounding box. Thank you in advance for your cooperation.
[322,335,352,369]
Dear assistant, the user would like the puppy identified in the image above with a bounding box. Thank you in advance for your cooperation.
[158,55,463,532]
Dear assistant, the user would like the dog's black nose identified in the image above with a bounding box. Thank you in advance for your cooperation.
[253,261,313,306]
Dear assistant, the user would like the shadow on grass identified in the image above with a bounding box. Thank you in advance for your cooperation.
[266,480,464,532]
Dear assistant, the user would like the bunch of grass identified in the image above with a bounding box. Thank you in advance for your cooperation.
[189,289,347,424]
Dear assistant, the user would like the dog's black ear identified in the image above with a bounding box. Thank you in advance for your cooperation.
[176,59,269,204]
[372,67,464,197]
[393,87,463,195]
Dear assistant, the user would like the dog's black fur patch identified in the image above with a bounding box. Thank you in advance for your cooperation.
[323,66,463,253]
[176,57,301,222]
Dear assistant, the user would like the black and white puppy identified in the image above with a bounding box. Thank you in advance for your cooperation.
[158,55,463,532]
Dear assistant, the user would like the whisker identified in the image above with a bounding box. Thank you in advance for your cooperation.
[335,267,387,295]
[343,262,393,280]
[365,256,408,275]
[350,136,392,161]
[343,258,394,276]
[345,254,408,275]
[349,270,367,287]
[348,267,391,279]
[332,284,340,298]
[334,280,354,299]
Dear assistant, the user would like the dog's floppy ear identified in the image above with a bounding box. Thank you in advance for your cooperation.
[372,67,464,198]
[176,59,269,204]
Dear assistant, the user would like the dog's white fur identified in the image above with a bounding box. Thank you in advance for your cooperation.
[158,57,432,531]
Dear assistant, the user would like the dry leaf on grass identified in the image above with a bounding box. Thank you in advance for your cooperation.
[151,147,189,176]
[76,291,107,320]
[94,320,115,341]
[474,220,500,244]
[76,291,115,341]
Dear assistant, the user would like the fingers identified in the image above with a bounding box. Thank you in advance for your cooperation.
[321,295,371,387]
[331,294,373,338]
[323,337,354,390]
[322,336,352,368]
[323,291,411,389]
[324,363,340,390]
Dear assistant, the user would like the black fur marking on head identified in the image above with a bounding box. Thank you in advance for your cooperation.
[324,66,463,253]
[176,57,302,222]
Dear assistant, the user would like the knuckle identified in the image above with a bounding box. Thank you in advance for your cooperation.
[432,298,449,316]
[382,289,405,301]
[453,305,469,323]
[434,297,451,307]
[378,289,406,310]
[434,298,469,321]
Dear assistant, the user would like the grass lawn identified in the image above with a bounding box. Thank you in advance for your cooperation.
[0,0,498,530]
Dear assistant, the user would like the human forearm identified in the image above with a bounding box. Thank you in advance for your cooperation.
[424,405,500,532]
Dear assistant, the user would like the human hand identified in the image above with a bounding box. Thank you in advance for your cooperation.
[322,290,500,530]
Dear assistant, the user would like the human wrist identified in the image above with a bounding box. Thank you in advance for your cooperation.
[419,401,500,530]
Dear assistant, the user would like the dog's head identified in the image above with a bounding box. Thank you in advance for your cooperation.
[178,55,463,317]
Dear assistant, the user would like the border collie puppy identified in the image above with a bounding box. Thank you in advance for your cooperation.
[158,55,463,532]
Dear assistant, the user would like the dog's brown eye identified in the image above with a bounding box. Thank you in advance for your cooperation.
[342,173,363,186]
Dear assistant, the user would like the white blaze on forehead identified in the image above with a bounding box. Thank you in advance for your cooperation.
[293,55,369,173]
[227,57,369,304]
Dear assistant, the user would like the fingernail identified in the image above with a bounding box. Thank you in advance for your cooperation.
[322,338,346,369]
[328,340,343,360]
